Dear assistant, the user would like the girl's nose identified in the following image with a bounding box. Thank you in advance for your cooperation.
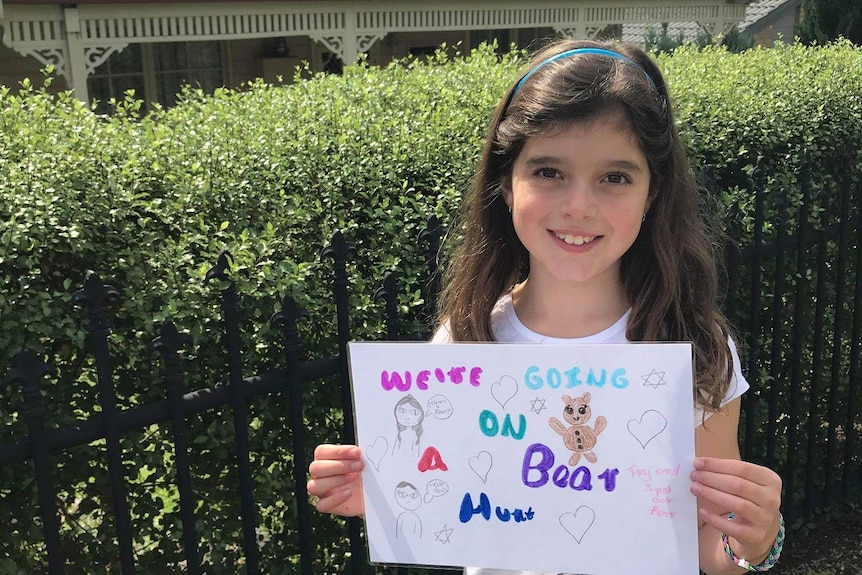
[561,181,598,218]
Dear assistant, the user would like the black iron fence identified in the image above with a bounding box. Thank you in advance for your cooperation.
[1,153,860,574]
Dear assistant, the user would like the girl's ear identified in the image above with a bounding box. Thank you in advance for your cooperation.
[645,187,658,214]
[501,178,513,210]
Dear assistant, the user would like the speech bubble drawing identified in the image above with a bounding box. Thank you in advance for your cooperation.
[366,436,389,471]
[424,479,450,503]
[427,394,454,420]
[627,410,668,449]
[468,451,493,483]
[559,506,596,543]
[491,375,518,409]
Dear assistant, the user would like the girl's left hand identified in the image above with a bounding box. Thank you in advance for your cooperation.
[690,457,782,563]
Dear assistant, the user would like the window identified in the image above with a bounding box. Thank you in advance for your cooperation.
[87,43,146,114]
[153,41,223,107]
[468,28,556,52]
[88,41,224,114]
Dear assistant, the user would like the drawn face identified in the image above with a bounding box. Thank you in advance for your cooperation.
[395,399,423,427]
[504,110,651,291]
[564,401,591,425]
[395,483,421,510]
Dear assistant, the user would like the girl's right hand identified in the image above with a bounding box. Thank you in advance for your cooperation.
[307,444,366,517]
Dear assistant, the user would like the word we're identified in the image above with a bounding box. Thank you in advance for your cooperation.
[381,367,482,391]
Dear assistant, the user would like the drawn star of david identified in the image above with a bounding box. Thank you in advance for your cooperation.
[641,369,667,389]
[530,397,547,415]
[435,524,454,544]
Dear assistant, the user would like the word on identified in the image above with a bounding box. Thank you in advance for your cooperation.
[479,410,526,440]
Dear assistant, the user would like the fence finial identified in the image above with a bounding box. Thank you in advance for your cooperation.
[374,271,400,340]
[153,319,192,361]
[320,230,356,264]
[205,250,233,283]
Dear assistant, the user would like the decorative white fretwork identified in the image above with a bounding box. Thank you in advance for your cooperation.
[29,48,67,78]
[309,34,344,60]
[84,44,129,75]
[357,33,385,53]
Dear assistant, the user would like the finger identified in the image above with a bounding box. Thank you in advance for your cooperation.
[313,444,362,462]
[694,458,780,488]
[314,487,355,514]
[307,472,359,497]
[309,457,364,480]
[699,508,760,543]
[690,478,762,520]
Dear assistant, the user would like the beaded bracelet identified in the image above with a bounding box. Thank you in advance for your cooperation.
[721,512,785,572]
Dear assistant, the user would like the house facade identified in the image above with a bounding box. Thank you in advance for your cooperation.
[1,0,750,111]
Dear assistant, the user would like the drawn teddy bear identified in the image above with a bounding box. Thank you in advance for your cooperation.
[549,392,607,466]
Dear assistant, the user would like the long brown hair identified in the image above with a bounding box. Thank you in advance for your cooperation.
[437,39,735,413]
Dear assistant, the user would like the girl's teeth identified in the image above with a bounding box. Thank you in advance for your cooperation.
[556,233,596,245]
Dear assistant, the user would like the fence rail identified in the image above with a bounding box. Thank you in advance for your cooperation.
[1,154,860,573]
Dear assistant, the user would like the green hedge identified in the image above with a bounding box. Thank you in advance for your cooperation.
[0,41,860,573]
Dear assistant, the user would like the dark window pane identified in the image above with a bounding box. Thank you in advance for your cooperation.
[154,43,180,71]
[87,76,112,113]
[187,41,221,68]
[156,72,184,106]
[153,41,222,107]
[112,44,143,74]
[113,74,145,99]
[190,70,222,92]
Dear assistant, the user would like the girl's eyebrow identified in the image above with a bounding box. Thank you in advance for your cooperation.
[523,156,644,172]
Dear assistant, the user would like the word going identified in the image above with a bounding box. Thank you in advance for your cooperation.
[525,366,628,390]
[479,410,526,440]
[522,443,619,492]
[459,492,535,524]
[381,367,482,392]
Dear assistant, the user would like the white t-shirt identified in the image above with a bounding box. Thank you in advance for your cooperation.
[431,293,750,575]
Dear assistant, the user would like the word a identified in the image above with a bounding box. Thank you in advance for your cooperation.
[381,367,482,391]
[525,366,628,390]
[459,492,535,524]
[479,410,526,440]
[522,443,619,492]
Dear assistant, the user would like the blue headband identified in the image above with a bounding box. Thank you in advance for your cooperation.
[507,47,658,105]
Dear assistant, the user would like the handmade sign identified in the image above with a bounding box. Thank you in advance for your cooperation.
[347,342,699,575]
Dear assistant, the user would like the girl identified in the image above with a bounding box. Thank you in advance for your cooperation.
[392,394,425,457]
[308,39,783,575]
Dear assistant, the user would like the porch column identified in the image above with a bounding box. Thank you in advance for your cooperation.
[63,7,89,102]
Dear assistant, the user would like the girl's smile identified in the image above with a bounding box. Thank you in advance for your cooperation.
[504,110,651,291]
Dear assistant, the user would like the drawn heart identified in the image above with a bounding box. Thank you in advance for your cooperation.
[366,436,388,471]
[468,451,493,483]
[559,506,595,543]
[491,375,518,409]
[627,410,668,449]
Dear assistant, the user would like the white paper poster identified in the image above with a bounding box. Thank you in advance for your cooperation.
[347,342,699,575]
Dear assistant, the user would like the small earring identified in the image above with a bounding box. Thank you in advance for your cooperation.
[508,205,513,214]
[642,213,646,222]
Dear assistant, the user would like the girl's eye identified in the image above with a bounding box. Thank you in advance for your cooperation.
[604,173,631,185]
[536,167,559,179]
